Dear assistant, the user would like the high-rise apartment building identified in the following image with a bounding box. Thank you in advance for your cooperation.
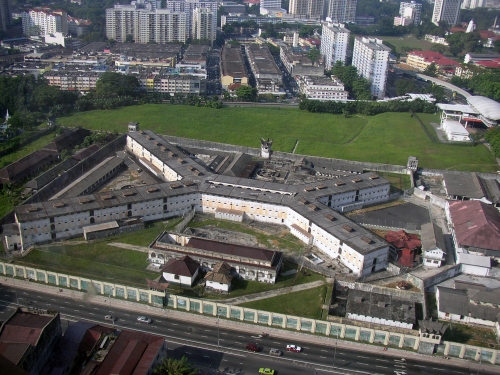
[320,22,350,70]
[192,8,214,42]
[461,0,484,9]
[106,5,187,43]
[352,36,391,99]
[432,0,461,26]
[165,0,217,42]
[399,1,422,26]
[289,0,324,19]
[324,0,356,23]
[260,0,282,14]
[21,8,67,36]
[0,0,12,32]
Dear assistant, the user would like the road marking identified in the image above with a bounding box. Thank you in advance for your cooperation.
[74,310,79,312]
[375,359,389,362]
[358,363,368,365]
[338,353,346,355]
[357,355,369,359]
[414,365,426,368]
[51,299,56,301]
[94,308,99,310]
[36,295,42,298]
[79,305,84,307]
[64,302,70,304]
[156,320,161,323]
[221,333,228,335]
[320,356,326,358]
[185,352,192,354]
[205,329,211,332]
[89,313,94,315]
[124,314,130,316]
[432,369,446,371]
[172,323,178,326]
[376,366,387,368]
[202,336,208,338]
[238,335,245,338]
[168,329,174,331]
[321,349,328,352]
[273,342,281,344]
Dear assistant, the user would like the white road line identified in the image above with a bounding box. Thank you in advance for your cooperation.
[357,355,369,359]
[89,313,94,315]
[74,309,79,312]
[64,302,70,304]
[414,365,426,368]
[36,295,42,298]
[79,305,84,307]
[375,365,387,368]
[338,353,346,355]
[273,342,281,344]
[168,329,174,331]
[221,333,228,335]
[238,335,245,338]
[227,353,245,357]
[124,314,130,316]
[219,339,224,341]
[205,329,211,332]
[432,368,446,371]
[94,308,99,310]
[375,359,389,362]
[320,356,326,358]
[321,350,328,352]
[172,323,178,326]
[358,363,368,366]
[202,336,208,338]
[51,299,56,301]
[156,320,161,323]
[302,353,308,355]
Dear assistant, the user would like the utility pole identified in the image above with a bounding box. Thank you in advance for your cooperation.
[333,328,339,369]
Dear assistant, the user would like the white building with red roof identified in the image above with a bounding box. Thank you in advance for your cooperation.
[406,50,460,74]
[161,255,200,286]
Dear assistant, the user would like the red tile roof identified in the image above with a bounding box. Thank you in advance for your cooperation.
[476,59,500,68]
[448,200,500,251]
[95,330,164,375]
[385,230,421,250]
[0,342,30,365]
[397,248,416,267]
[409,50,460,67]
[0,312,53,346]
[161,255,199,277]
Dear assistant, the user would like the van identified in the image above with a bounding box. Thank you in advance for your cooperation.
[246,343,259,352]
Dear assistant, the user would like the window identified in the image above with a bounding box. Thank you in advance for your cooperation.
[174,274,179,280]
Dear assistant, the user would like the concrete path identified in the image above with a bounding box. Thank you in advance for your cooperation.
[217,280,326,305]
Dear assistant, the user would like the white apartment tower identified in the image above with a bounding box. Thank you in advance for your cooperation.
[432,0,461,26]
[289,0,324,19]
[324,0,357,23]
[352,37,391,100]
[106,5,187,43]
[320,22,350,70]
[21,8,67,36]
[399,1,422,26]
[260,0,282,14]
[192,8,214,42]
[461,0,484,9]
[165,0,217,41]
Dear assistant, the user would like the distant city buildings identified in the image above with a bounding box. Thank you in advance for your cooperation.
[0,0,12,33]
[461,0,484,9]
[320,22,350,70]
[324,0,357,23]
[192,8,215,42]
[397,1,422,26]
[352,36,391,99]
[289,0,324,19]
[432,0,461,26]
[21,8,68,36]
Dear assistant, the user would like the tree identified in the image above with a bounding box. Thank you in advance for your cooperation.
[125,34,134,43]
[395,79,416,96]
[430,44,447,54]
[352,78,372,100]
[307,48,320,65]
[95,72,139,98]
[236,85,257,101]
[154,356,197,375]
[423,62,438,77]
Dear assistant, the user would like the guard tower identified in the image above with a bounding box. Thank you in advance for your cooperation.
[128,122,139,132]
[260,138,273,159]
[407,156,418,172]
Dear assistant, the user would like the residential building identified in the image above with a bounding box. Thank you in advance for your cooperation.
[289,0,324,19]
[394,16,413,26]
[320,21,349,70]
[298,75,348,101]
[0,308,62,375]
[399,1,422,26]
[220,44,249,89]
[44,71,103,91]
[221,1,247,13]
[352,36,391,99]
[221,14,282,27]
[136,73,206,94]
[164,0,217,41]
[192,8,214,42]
[106,5,187,43]
[21,8,67,36]
[406,50,460,73]
[162,255,200,286]
[432,0,461,26]
[461,0,484,9]
[280,45,325,76]
[204,261,233,292]
[324,0,357,23]
[421,222,446,268]
[0,0,12,32]
[260,0,282,14]
[436,275,500,333]
[245,43,282,93]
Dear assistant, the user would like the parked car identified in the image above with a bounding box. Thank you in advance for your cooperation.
[258,368,274,375]
[246,343,259,352]
[286,344,301,352]
[269,348,282,356]
[104,315,114,321]
[137,316,152,324]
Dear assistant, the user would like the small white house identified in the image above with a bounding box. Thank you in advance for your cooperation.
[204,262,233,293]
[441,119,470,142]
[421,223,446,268]
[162,255,200,286]
[458,252,491,276]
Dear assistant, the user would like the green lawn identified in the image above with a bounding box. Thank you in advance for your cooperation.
[13,220,182,287]
[374,172,413,192]
[239,284,328,319]
[375,35,434,54]
[56,105,498,173]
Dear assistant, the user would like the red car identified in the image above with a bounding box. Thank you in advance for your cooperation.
[286,344,302,352]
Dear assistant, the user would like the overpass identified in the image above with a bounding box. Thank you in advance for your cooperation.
[415,73,471,98]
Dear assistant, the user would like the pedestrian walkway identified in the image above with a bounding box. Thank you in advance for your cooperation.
[217,280,325,305]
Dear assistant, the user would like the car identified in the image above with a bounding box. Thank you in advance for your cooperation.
[246,343,259,352]
[258,368,274,375]
[104,315,114,321]
[286,344,302,352]
[137,316,152,324]
[269,348,282,356]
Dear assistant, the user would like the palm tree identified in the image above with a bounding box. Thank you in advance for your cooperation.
[153,356,198,375]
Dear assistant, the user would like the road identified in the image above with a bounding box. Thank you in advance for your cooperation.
[0,284,497,375]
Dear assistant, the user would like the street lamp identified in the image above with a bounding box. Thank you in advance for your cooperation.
[333,328,339,369]
[109,287,114,307]
[217,308,222,348]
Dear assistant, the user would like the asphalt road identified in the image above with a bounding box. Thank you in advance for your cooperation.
[0,284,496,375]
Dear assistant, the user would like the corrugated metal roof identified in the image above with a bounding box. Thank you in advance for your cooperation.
[467,96,500,120]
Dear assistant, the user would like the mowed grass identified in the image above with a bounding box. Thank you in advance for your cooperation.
[239,284,328,319]
[56,105,498,172]
[375,35,434,54]
[13,220,182,287]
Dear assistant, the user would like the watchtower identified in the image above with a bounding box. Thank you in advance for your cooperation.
[260,138,273,159]
[128,122,139,132]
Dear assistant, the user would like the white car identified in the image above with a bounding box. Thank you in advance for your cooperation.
[286,344,302,352]
[137,316,152,324]
[104,315,114,321]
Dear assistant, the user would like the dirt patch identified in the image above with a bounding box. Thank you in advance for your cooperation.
[382,281,421,293]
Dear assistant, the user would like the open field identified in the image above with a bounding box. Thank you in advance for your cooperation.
[374,172,413,192]
[239,284,328,319]
[375,35,434,54]
[56,105,498,172]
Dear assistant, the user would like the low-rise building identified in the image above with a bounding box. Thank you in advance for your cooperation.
[221,13,282,27]
[406,50,460,73]
[421,222,446,268]
[279,45,324,76]
[442,173,500,206]
[220,44,249,89]
[161,255,200,286]
[204,261,233,292]
[245,44,282,93]
[297,75,348,101]
[44,71,102,91]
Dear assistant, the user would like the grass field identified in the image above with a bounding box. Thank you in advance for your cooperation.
[239,284,328,319]
[56,105,497,173]
[375,35,434,54]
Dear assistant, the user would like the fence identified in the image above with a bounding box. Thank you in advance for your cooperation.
[1,262,498,365]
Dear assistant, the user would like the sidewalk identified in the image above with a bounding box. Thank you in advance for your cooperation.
[2,277,499,374]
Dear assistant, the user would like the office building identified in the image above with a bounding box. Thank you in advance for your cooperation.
[0,0,12,32]
[352,36,391,99]
[324,0,357,23]
[21,8,67,36]
[289,0,324,19]
[399,1,422,26]
[432,0,461,26]
[192,8,215,42]
[320,22,350,70]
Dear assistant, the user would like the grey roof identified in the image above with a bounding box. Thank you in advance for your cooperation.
[25,158,78,190]
[458,253,491,267]
[467,96,500,121]
[418,319,448,335]
[443,173,500,203]
[421,222,446,252]
[437,286,469,316]
[346,289,417,325]
[222,152,253,177]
